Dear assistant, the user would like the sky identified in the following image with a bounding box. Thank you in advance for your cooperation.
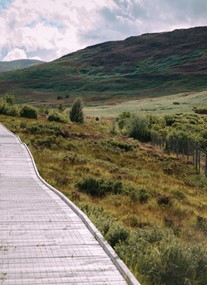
[0,0,207,62]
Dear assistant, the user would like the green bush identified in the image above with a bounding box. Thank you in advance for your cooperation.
[0,99,19,117]
[20,105,37,119]
[127,115,151,142]
[126,187,151,203]
[76,176,123,197]
[102,139,133,152]
[33,136,55,148]
[48,112,65,123]
[165,115,177,126]
[62,152,87,165]
[118,111,131,129]
[23,122,62,136]
[106,224,129,247]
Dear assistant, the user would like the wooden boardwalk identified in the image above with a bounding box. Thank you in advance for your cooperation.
[0,124,140,285]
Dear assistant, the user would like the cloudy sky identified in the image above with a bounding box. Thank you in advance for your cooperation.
[0,0,207,62]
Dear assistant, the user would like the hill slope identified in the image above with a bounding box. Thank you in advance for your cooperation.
[0,26,207,104]
[0,59,44,73]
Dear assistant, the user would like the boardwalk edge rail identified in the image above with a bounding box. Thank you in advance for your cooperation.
[1,123,140,285]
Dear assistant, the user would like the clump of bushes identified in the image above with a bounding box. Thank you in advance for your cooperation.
[20,122,62,136]
[76,176,123,197]
[20,105,38,119]
[0,96,19,117]
[106,224,129,247]
[118,111,131,129]
[48,112,65,123]
[126,115,151,142]
[126,187,151,203]
[101,139,133,152]
[32,136,56,148]
[62,152,87,165]
[76,176,151,203]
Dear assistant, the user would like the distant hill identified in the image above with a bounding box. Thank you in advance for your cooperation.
[0,26,207,104]
[0,59,44,73]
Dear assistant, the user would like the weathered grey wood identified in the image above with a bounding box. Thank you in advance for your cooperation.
[0,124,140,285]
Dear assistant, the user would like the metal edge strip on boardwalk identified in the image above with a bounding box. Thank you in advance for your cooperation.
[0,123,141,285]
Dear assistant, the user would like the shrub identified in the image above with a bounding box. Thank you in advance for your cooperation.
[58,104,65,112]
[69,98,84,123]
[106,224,129,247]
[127,115,150,142]
[165,115,176,126]
[2,104,19,116]
[196,215,207,233]
[33,136,55,148]
[118,111,131,129]
[20,105,38,119]
[138,188,151,203]
[0,98,19,117]
[62,152,87,164]
[76,176,123,197]
[194,106,207,114]
[39,108,49,115]
[157,195,172,206]
[4,94,15,105]
[48,112,65,123]
[102,139,133,152]
[24,123,62,136]
[126,187,151,203]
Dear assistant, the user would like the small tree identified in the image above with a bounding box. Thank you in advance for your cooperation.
[69,98,84,123]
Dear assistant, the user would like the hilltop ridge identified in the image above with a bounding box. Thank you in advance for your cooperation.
[0,59,44,73]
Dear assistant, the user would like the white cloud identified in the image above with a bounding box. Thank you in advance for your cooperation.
[3,48,27,61]
[0,0,207,61]
[0,0,117,61]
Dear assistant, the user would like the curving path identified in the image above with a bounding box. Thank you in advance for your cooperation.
[0,124,140,285]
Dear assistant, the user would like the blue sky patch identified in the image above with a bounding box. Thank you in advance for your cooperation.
[0,0,13,12]
[40,16,65,30]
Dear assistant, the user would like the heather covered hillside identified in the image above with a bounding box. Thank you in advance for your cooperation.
[0,27,207,104]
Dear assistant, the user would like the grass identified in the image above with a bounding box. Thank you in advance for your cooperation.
[1,112,207,284]
[84,90,207,117]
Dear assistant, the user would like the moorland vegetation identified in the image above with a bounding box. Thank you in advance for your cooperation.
[1,95,207,284]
